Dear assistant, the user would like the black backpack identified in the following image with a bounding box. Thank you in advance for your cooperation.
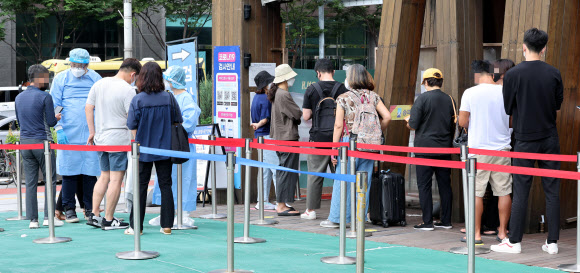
[310,82,341,142]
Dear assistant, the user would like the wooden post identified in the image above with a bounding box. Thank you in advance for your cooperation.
[374,0,426,176]
[434,0,483,223]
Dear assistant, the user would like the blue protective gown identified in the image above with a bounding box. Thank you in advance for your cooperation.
[50,69,101,176]
[152,91,201,211]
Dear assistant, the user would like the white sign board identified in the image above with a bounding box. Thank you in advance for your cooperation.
[248,63,276,87]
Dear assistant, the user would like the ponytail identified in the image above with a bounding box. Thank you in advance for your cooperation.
[267,83,278,102]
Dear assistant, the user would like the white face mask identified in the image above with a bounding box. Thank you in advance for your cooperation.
[287,78,296,87]
[523,51,526,58]
[71,67,86,78]
[164,80,172,91]
[344,79,351,90]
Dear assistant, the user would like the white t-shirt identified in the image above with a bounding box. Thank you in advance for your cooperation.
[459,83,511,150]
[86,77,136,146]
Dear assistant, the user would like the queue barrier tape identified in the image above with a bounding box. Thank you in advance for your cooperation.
[357,143,460,154]
[477,162,580,181]
[349,150,465,169]
[250,142,339,157]
[51,144,132,152]
[263,139,347,148]
[0,144,43,150]
[140,146,226,162]
[189,138,246,148]
[139,146,354,182]
[470,148,577,162]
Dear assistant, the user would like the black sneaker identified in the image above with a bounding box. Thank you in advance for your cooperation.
[86,213,103,228]
[101,218,130,230]
[434,222,453,229]
[65,209,79,223]
[414,223,434,231]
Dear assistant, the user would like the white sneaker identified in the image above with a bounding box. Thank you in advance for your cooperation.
[300,210,317,220]
[148,215,161,226]
[542,240,558,254]
[43,219,64,227]
[124,227,143,235]
[29,221,39,229]
[491,238,521,254]
[255,202,276,210]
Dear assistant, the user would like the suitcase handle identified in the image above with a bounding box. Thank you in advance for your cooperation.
[380,169,391,175]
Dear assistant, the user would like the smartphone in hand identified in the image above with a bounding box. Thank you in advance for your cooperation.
[55,106,63,113]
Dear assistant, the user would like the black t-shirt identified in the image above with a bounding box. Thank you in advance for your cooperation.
[408,89,455,149]
[503,60,563,141]
[302,81,348,136]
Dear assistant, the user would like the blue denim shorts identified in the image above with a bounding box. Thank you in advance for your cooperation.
[98,152,128,172]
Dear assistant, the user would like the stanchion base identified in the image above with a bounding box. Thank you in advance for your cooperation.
[6,215,26,221]
[116,250,160,260]
[558,263,580,272]
[171,224,198,230]
[250,219,278,225]
[449,246,491,255]
[208,269,253,273]
[199,213,227,219]
[345,231,372,238]
[33,236,72,244]
[320,255,356,265]
[234,236,266,244]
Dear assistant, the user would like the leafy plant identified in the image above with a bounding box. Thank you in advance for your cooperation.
[281,0,325,68]
[198,77,213,125]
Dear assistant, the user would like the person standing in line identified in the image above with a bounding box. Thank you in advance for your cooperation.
[51,48,101,223]
[126,62,182,235]
[149,65,201,227]
[269,64,302,216]
[406,68,455,231]
[300,59,347,220]
[15,65,64,229]
[457,60,512,244]
[251,71,278,210]
[85,58,142,230]
[491,28,563,255]
[323,64,390,227]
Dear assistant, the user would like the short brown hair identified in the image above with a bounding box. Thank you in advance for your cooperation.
[346,64,374,91]
[136,62,164,94]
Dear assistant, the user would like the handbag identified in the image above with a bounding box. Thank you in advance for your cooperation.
[449,94,468,148]
[169,94,190,164]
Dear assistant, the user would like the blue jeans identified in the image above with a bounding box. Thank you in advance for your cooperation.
[327,157,373,223]
[261,135,278,203]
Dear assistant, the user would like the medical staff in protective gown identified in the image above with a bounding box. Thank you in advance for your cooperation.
[50,48,101,223]
[149,66,201,227]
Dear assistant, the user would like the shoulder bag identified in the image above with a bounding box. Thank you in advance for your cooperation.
[169,93,190,164]
[449,94,468,148]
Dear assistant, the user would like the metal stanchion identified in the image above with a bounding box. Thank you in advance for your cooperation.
[449,145,489,255]
[7,141,25,221]
[210,152,252,273]
[173,164,197,230]
[321,146,356,265]
[356,171,368,273]
[558,152,580,272]
[251,136,277,225]
[116,142,159,260]
[33,140,71,244]
[346,139,371,238]
[467,158,477,273]
[295,180,303,201]
[235,139,265,244]
[200,135,227,219]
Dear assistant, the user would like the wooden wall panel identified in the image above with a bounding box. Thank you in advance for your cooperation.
[374,0,426,177]
[212,0,282,203]
[502,0,580,233]
[421,0,436,46]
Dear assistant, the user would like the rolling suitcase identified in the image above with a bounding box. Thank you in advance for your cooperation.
[369,170,406,228]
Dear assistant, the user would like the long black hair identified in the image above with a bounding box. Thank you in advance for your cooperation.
[267,83,278,102]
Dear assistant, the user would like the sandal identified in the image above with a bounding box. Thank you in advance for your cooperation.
[460,237,483,245]
[277,209,300,216]
[55,210,66,221]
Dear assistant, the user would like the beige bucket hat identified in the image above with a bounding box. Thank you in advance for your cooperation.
[273,64,298,84]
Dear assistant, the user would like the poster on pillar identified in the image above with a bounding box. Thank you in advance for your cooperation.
[167,40,198,103]
[213,45,241,189]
